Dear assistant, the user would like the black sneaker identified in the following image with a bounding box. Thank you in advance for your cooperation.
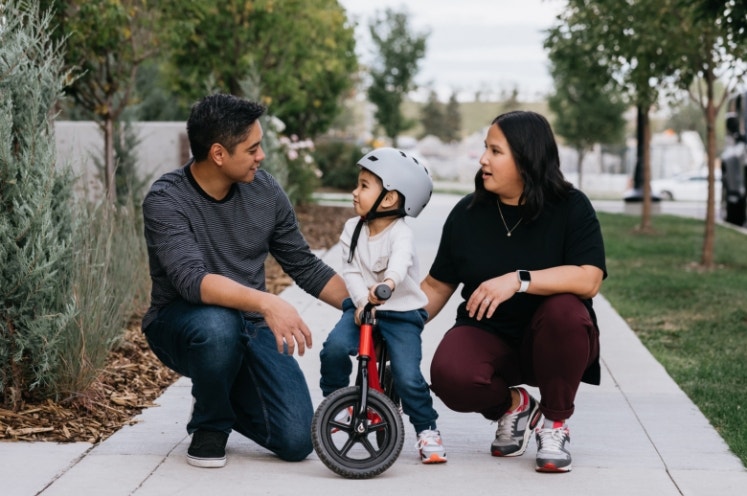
[187,430,229,468]
[490,387,542,457]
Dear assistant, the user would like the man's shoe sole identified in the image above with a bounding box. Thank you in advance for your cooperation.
[187,454,227,468]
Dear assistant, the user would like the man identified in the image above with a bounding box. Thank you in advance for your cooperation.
[141,94,348,468]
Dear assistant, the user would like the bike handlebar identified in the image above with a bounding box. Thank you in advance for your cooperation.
[373,284,392,301]
[362,284,391,324]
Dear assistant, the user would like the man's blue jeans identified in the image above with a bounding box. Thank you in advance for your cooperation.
[319,298,438,434]
[143,298,313,461]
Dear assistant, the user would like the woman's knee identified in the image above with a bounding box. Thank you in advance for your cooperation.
[430,361,476,400]
[532,294,593,339]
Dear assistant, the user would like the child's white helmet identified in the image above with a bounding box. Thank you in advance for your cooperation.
[357,147,433,217]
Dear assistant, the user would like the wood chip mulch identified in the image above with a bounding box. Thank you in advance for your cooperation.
[0,203,353,444]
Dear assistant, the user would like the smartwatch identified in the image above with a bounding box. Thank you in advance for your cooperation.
[517,270,531,293]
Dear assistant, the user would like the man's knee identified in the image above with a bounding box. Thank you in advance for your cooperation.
[274,435,313,462]
[189,306,244,346]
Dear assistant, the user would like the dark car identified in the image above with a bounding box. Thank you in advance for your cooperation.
[721,92,747,226]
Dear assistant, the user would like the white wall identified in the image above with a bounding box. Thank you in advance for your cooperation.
[54,121,190,196]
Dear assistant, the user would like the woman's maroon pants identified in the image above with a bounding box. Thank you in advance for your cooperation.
[429,293,599,421]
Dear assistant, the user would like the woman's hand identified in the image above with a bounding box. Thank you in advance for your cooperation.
[466,273,519,320]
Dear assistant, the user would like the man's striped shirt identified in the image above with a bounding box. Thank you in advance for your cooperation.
[141,163,336,329]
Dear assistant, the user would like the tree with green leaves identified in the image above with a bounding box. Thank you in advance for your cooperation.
[419,90,462,142]
[547,0,687,233]
[367,7,428,147]
[691,0,747,41]
[668,0,747,266]
[165,0,357,139]
[550,0,747,266]
[443,91,463,143]
[545,21,627,191]
[0,0,76,409]
[41,0,166,204]
[419,90,446,139]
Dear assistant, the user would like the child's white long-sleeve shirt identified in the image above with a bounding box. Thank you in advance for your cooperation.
[340,216,428,312]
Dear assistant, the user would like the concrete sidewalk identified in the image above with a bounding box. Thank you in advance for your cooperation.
[3,194,745,496]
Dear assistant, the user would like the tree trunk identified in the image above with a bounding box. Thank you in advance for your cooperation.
[639,106,654,232]
[576,147,585,191]
[104,116,117,204]
[701,72,717,268]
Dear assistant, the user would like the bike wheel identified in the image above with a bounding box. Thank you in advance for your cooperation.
[312,387,405,479]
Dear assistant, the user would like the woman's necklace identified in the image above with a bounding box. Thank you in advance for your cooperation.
[497,201,522,237]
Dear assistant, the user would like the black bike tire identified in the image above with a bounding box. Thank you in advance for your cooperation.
[312,387,405,479]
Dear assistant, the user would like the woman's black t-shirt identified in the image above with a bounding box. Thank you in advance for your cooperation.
[429,189,607,342]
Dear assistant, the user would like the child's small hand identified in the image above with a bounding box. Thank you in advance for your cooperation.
[368,280,394,305]
[354,305,367,325]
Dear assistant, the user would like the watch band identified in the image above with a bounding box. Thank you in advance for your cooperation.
[517,270,530,293]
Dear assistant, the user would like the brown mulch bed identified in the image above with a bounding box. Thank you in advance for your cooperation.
[0,203,353,444]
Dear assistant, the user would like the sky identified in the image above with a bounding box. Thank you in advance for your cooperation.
[338,0,566,102]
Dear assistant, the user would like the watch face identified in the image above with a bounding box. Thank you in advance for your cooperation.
[519,270,531,282]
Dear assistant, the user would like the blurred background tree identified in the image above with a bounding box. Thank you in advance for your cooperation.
[163,0,357,139]
[366,7,428,147]
[40,0,170,203]
[545,10,628,192]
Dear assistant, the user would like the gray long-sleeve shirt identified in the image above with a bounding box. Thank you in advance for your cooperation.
[141,163,336,330]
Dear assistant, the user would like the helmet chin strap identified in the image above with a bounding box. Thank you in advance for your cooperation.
[347,189,405,263]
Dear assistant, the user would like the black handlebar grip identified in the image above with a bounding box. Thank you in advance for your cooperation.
[374,284,392,301]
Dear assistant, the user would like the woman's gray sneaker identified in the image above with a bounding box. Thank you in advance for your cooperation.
[490,387,542,457]
[535,425,572,473]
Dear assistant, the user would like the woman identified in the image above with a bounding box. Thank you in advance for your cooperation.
[421,110,606,473]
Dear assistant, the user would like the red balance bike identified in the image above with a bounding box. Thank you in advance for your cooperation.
[311,284,405,479]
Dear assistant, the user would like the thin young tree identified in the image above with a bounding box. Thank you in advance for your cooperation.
[546,25,627,191]
[671,0,747,267]
[42,0,164,204]
[367,7,428,147]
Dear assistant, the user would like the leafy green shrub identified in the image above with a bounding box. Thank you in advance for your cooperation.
[0,1,150,407]
[0,1,77,408]
[313,139,367,191]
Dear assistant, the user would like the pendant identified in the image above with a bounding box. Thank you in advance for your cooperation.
[507,232,511,237]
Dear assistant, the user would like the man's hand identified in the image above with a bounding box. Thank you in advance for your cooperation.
[199,273,313,356]
[262,295,313,356]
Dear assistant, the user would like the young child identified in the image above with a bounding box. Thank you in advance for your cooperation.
[319,147,447,464]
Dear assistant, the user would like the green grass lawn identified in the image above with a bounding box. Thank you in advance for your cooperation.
[598,212,747,465]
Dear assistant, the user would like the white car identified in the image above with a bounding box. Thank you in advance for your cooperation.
[651,168,722,202]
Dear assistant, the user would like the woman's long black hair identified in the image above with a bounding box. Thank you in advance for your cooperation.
[471,110,572,221]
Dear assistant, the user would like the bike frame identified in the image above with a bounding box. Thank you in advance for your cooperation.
[352,303,389,426]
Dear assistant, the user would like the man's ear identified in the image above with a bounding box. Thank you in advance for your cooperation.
[209,143,226,165]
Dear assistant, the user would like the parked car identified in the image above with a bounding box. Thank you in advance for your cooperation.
[651,168,721,203]
[721,92,747,226]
